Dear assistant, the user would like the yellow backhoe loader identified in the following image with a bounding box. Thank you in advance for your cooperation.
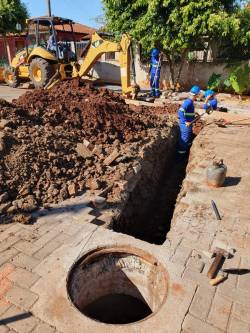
[4,16,139,98]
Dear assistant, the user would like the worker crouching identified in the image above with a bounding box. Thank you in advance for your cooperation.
[204,89,218,112]
[149,48,161,97]
[177,85,201,154]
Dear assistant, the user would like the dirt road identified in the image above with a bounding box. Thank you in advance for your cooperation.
[0,84,28,102]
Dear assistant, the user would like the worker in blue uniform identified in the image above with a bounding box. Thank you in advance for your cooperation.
[203,90,218,112]
[177,85,201,154]
[149,48,161,97]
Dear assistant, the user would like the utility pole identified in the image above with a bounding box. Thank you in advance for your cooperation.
[47,0,52,16]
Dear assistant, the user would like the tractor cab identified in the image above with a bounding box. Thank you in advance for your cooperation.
[26,16,77,63]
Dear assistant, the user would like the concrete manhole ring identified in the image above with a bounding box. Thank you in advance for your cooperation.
[66,245,169,325]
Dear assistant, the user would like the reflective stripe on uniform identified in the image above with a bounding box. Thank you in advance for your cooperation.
[184,112,195,116]
[179,108,185,112]
[151,64,161,68]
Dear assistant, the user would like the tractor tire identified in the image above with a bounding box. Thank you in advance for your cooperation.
[3,67,19,88]
[29,58,54,88]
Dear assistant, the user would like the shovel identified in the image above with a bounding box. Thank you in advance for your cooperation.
[189,106,214,126]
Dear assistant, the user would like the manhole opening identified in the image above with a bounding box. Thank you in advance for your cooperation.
[67,247,168,325]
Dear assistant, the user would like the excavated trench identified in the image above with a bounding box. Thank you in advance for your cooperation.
[113,126,192,245]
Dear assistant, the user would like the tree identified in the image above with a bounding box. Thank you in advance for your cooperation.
[0,0,28,64]
[102,0,243,88]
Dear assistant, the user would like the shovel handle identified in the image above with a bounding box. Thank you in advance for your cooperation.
[207,253,224,279]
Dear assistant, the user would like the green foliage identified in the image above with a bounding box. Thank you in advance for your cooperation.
[0,0,28,34]
[228,63,250,94]
[0,57,8,66]
[223,78,232,88]
[208,73,222,90]
[102,0,241,86]
[208,62,250,95]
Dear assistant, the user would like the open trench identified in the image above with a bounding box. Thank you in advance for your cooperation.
[68,125,195,325]
[113,125,192,245]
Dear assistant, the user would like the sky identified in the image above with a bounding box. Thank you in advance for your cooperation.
[23,0,103,28]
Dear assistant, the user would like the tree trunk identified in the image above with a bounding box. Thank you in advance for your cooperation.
[166,54,175,89]
[175,49,188,88]
[2,35,12,65]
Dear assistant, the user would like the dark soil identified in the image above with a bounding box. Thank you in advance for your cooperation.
[0,79,179,223]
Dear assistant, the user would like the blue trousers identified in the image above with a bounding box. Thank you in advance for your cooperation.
[150,70,160,97]
[178,123,193,152]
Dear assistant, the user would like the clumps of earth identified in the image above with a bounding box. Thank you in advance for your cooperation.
[0,79,180,224]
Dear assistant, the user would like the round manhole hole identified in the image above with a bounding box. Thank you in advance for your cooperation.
[67,246,168,325]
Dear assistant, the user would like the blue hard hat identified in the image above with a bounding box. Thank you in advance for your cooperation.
[151,48,160,57]
[204,89,214,98]
[190,85,201,95]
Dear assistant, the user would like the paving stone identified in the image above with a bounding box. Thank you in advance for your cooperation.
[232,302,250,324]
[8,267,40,289]
[13,240,40,257]
[33,233,69,260]
[207,293,232,331]
[5,285,38,310]
[0,264,15,281]
[182,267,214,289]
[0,225,23,243]
[33,322,55,333]
[55,220,84,236]
[189,286,215,320]
[0,326,9,333]
[11,253,40,271]
[34,219,62,237]
[0,236,20,253]
[218,283,250,307]
[0,249,19,266]
[171,245,192,265]
[32,228,62,249]
[186,256,205,273]
[15,228,39,242]
[0,299,12,316]
[228,316,250,333]
[182,314,222,333]
[0,279,13,299]
[1,305,38,333]
[238,257,250,293]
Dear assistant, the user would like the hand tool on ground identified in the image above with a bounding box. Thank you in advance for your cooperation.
[210,269,228,286]
[220,116,250,126]
[211,200,222,220]
[217,107,228,113]
[207,247,234,279]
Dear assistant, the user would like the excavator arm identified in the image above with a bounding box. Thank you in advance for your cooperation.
[74,32,139,98]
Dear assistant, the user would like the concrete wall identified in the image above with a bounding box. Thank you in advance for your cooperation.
[93,54,235,90]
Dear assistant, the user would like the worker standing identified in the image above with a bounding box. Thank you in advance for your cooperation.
[177,85,201,154]
[149,48,161,98]
[203,90,218,111]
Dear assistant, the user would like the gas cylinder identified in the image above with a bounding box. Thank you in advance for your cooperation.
[206,160,227,187]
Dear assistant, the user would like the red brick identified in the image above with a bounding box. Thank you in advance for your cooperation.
[190,286,215,320]
[182,314,222,333]
[228,316,250,333]
[207,293,232,331]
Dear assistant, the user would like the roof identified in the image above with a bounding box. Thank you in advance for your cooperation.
[28,16,74,25]
[55,23,96,35]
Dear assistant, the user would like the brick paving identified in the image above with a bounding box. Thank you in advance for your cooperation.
[0,124,249,332]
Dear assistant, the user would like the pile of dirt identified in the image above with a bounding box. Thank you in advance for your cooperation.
[0,80,178,223]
